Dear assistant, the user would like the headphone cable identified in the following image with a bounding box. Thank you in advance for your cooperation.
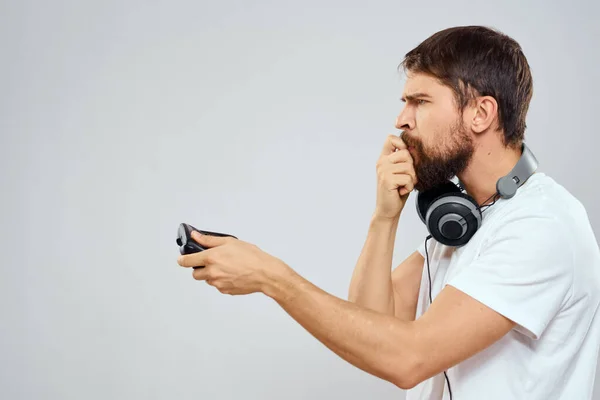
[456,190,501,228]
[424,234,453,399]
[423,189,500,399]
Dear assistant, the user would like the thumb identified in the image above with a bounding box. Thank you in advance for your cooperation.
[191,231,228,248]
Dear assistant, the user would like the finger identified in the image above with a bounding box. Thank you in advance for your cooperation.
[394,135,408,150]
[386,148,412,164]
[376,149,410,173]
[380,134,407,156]
[399,187,412,196]
[387,174,413,191]
[394,175,415,195]
[178,251,208,268]
[399,178,417,195]
[192,266,211,281]
[191,231,231,249]
[389,163,417,186]
[377,149,415,184]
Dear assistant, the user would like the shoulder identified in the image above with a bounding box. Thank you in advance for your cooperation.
[481,172,581,247]
[467,174,578,288]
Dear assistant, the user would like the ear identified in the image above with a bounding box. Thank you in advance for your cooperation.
[469,96,498,134]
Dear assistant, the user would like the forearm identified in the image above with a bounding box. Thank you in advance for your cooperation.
[264,267,416,388]
[348,213,400,315]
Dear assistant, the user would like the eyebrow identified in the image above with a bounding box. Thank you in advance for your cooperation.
[400,92,432,102]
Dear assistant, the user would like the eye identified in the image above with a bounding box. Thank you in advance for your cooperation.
[417,99,427,105]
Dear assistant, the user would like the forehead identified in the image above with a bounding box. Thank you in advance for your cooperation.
[401,72,452,99]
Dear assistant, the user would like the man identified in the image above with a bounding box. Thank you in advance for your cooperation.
[177,26,600,399]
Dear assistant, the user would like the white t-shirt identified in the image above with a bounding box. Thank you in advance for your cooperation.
[406,172,600,400]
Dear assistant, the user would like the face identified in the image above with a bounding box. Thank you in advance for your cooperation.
[396,72,475,192]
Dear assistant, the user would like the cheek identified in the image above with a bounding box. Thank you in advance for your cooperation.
[415,107,441,149]
[421,108,457,142]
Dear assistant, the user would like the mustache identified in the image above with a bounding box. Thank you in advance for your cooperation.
[399,132,423,149]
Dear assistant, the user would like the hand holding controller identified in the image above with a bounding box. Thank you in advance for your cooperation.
[176,223,238,266]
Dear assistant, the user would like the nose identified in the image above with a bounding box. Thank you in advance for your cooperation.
[395,106,415,131]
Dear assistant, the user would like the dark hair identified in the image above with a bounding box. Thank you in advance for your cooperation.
[398,26,533,148]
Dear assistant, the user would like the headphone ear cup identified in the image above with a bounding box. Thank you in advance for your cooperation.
[425,192,482,247]
[416,181,463,224]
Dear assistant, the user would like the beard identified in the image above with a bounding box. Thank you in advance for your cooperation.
[401,120,474,193]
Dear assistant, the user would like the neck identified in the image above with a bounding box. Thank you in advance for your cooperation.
[457,141,522,206]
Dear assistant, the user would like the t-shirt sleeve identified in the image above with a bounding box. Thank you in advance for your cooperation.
[417,240,426,257]
[416,236,433,258]
[447,213,574,340]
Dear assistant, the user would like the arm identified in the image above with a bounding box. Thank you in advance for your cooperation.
[347,211,425,321]
[347,213,399,315]
[348,133,418,316]
[391,250,424,321]
[179,208,569,389]
[265,269,515,389]
[262,212,571,388]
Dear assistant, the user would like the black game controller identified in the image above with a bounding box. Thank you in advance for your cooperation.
[176,223,238,268]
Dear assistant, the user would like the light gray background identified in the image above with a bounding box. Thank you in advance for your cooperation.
[1,0,599,399]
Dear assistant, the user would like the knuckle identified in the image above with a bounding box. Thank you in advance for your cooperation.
[204,252,216,264]
[210,271,223,280]
[215,282,228,293]
[202,266,214,279]
[394,162,407,172]
[391,150,405,161]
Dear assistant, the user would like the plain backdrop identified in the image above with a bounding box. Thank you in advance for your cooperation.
[1,0,599,399]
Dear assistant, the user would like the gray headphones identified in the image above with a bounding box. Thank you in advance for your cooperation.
[416,142,539,247]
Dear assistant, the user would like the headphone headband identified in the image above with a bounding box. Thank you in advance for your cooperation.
[457,142,538,199]
[495,142,538,198]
